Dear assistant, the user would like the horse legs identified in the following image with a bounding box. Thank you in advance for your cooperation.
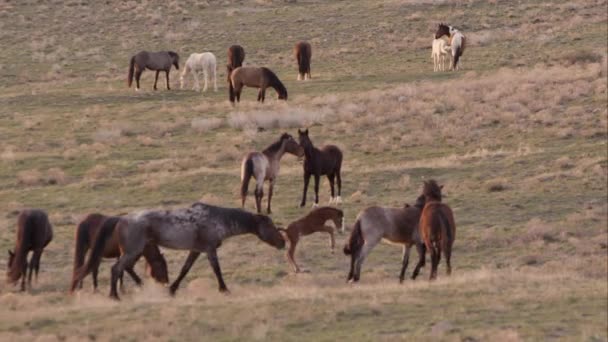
[399,244,412,283]
[335,169,342,204]
[207,248,229,293]
[135,67,143,91]
[93,264,99,291]
[313,174,320,207]
[165,70,171,90]
[444,243,452,276]
[202,70,208,92]
[300,172,311,207]
[27,253,34,289]
[353,237,379,282]
[125,267,143,286]
[257,89,263,102]
[153,71,160,90]
[327,174,336,203]
[429,243,441,280]
[212,67,218,92]
[192,70,201,91]
[110,237,146,300]
[286,234,301,273]
[169,251,201,296]
[267,179,275,214]
[254,183,264,214]
[320,225,336,253]
[21,259,28,291]
[411,243,426,280]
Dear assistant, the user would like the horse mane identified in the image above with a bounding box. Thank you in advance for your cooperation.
[423,180,443,201]
[261,67,287,98]
[263,133,291,154]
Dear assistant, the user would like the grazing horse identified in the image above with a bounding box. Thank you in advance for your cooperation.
[96,202,284,299]
[127,51,180,91]
[7,209,53,291]
[435,23,466,70]
[229,66,288,104]
[298,129,343,207]
[344,195,427,283]
[241,133,304,214]
[419,180,456,280]
[226,45,245,83]
[278,207,344,273]
[180,52,218,92]
[294,41,312,80]
[70,213,169,293]
[432,38,451,72]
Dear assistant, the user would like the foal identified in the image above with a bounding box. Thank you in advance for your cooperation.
[127,51,180,91]
[294,41,312,80]
[279,207,344,273]
[241,133,304,214]
[7,209,53,291]
[298,129,343,207]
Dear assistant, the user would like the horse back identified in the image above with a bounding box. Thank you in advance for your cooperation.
[420,202,455,245]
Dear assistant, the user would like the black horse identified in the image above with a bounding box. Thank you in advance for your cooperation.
[127,51,180,91]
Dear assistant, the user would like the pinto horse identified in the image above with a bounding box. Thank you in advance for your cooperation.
[279,206,344,273]
[418,180,456,280]
[7,209,53,291]
[435,23,466,70]
[229,66,288,104]
[226,45,245,82]
[241,133,304,214]
[294,41,312,80]
[70,213,169,293]
[298,129,343,207]
[344,195,426,283]
[127,51,180,91]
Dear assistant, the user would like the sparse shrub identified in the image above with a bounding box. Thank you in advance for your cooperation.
[561,50,603,65]
[191,117,223,133]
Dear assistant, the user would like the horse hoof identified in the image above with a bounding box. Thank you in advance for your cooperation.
[312,203,319,208]
[335,196,342,204]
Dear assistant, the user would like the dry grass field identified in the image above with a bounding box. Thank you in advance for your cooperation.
[0,0,607,340]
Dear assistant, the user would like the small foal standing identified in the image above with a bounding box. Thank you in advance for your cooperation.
[298,129,343,207]
[279,207,344,273]
[241,133,304,214]
[180,52,218,92]
[418,180,456,280]
[127,50,180,91]
[7,209,53,291]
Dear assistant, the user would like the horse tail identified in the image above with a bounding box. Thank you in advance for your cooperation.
[70,217,119,293]
[229,70,236,103]
[343,220,364,256]
[240,157,254,207]
[437,208,453,248]
[300,43,311,75]
[127,56,135,87]
[72,217,93,283]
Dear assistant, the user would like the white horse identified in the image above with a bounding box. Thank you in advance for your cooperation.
[448,27,466,70]
[180,52,217,92]
[431,38,451,72]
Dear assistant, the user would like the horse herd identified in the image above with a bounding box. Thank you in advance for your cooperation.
[5,24,462,300]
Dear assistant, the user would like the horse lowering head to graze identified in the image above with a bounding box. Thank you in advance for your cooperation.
[343,195,426,283]
[294,41,312,80]
[418,180,456,280]
[226,45,245,82]
[127,51,180,91]
[435,23,466,71]
[241,132,304,214]
[7,209,53,291]
[180,52,218,92]
[101,202,284,299]
[229,66,287,104]
[297,128,343,207]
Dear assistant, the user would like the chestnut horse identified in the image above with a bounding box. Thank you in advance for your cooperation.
[344,195,426,283]
[294,41,312,80]
[419,180,456,280]
[241,133,304,214]
[127,50,180,91]
[229,66,288,104]
[70,213,169,293]
[298,129,343,207]
[278,206,344,273]
[226,44,245,82]
[7,209,53,291]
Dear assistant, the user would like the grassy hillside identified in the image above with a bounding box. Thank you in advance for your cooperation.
[0,0,606,340]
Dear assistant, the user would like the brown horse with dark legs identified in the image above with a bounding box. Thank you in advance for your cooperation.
[229,66,288,104]
[70,213,169,293]
[226,45,245,82]
[7,209,53,291]
[241,133,304,214]
[278,207,344,273]
[298,129,343,207]
[127,51,180,91]
[294,41,312,80]
[344,195,427,283]
[418,180,456,280]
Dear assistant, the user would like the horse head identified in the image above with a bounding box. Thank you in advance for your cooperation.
[253,214,285,250]
[169,51,180,70]
[422,180,444,202]
[281,133,304,157]
[297,129,313,152]
[414,194,427,209]
[146,252,169,284]
[435,23,451,39]
[6,250,18,284]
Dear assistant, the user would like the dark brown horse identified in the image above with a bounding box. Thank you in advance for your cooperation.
[229,66,288,104]
[7,209,53,291]
[418,180,456,280]
[70,213,169,293]
[278,206,344,273]
[127,51,180,91]
[298,129,343,207]
[294,41,312,80]
[226,45,245,82]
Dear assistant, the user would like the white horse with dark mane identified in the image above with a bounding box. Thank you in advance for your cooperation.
[180,52,217,92]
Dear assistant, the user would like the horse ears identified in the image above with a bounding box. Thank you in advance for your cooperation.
[298,129,302,134]
[440,185,444,190]
[8,250,13,257]
[304,129,309,135]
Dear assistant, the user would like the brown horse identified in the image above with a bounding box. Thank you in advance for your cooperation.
[278,206,344,273]
[226,44,245,82]
[418,180,456,280]
[298,129,343,207]
[344,195,426,283]
[241,133,304,214]
[7,209,53,291]
[127,50,180,91]
[294,41,312,80]
[70,213,169,293]
[229,66,288,104]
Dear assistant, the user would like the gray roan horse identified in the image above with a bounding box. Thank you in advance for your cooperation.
[344,195,427,283]
[105,202,285,299]
[128,51,180,91]
[241,133,304,214]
